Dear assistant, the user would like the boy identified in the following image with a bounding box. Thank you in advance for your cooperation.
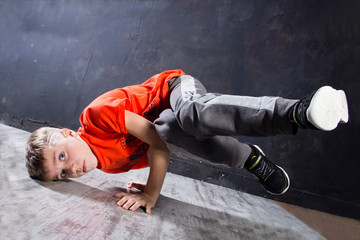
[25,69,349,214]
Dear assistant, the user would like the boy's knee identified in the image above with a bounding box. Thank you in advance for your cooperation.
[154,109,179,143]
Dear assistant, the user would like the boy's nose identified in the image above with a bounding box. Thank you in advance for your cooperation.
[71,163,77,173]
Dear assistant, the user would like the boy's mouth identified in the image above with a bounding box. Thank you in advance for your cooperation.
[83,161,87,172]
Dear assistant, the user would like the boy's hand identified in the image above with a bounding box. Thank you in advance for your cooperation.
[114,191,155,214]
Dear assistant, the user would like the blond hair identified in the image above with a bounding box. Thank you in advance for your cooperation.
[25,127,62,181]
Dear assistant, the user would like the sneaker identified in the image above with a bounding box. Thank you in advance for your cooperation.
[290,86,349,131]
[245,145,290,195]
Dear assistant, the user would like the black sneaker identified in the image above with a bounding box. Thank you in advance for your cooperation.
[289,86,348,131]
[245,145,290,195]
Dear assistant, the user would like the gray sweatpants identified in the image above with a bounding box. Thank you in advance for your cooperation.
[154,75,298,169]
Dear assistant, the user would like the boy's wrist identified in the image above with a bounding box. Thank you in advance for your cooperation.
[143,187,160,201]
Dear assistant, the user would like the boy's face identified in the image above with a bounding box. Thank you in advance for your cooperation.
[43,129,98,181]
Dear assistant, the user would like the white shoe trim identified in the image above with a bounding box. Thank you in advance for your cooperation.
[274,165,290,195]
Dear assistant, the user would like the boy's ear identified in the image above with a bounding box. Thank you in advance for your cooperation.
[61,128,75,137]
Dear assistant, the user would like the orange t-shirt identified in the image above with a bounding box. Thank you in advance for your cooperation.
[77,69,185,173]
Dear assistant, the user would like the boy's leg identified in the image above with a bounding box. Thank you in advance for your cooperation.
[154,109,290,195]
[169,75,348,140]
[154,109,252,169]
[168,75,298,140]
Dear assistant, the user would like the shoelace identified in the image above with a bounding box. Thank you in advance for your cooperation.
[251,160,275,182]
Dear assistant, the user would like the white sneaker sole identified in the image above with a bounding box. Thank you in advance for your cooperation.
[306,86,349,131]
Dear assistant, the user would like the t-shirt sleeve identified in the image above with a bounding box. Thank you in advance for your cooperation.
[80,97,131,135]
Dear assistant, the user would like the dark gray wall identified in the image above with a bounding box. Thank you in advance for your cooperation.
[1,0,359,219]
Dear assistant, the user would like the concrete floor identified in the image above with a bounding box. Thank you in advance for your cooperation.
[0,123,324,240]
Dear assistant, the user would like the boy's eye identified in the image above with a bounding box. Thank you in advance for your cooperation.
[61,170,66,178]
[59,152,66,161]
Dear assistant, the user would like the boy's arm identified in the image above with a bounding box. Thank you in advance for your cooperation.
[114,110,170,214]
